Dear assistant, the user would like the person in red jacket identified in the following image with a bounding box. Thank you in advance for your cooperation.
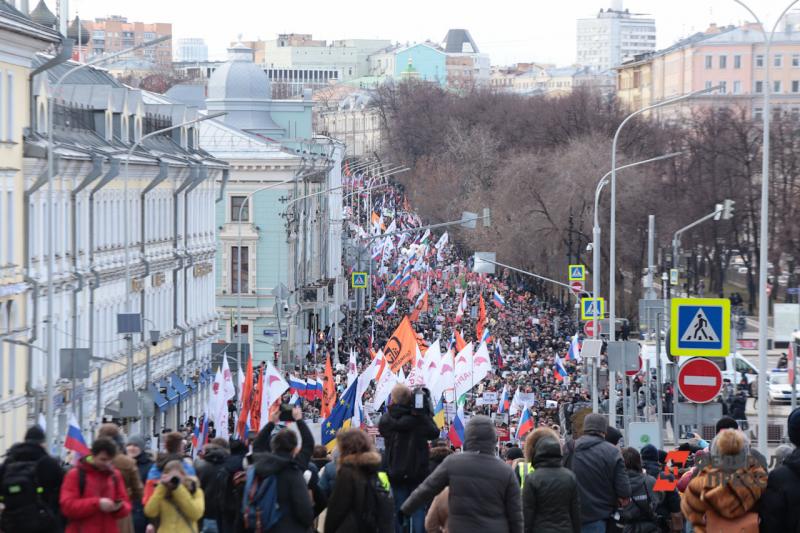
[60,437,132,533]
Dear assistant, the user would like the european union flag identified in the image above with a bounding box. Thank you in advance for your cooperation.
[322,376,359,450]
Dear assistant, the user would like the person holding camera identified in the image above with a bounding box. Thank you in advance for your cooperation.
[378,384,439,533]
[143,460,204,533]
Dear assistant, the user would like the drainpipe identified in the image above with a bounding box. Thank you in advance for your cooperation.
[28,36,72,135]
[139,160,169,435]
[23,159,59,397]
[70,153,104,429]
[88,159,121,421]
[172,165,198,427]
[215,167,229,204]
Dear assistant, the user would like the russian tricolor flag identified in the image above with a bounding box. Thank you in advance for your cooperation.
[448,404,466,448]
[567,333,582,362]
[305,377,317,400]
[492,290,506,308]
[400,273,413,286]
[481,328,492,344]
[289,375,307,398]
[375,293,388,313]
[495,342,504,369]
[388,272,403,288]
[314,379,324,400]
[497,385,510,414]
[64,414,90,458]
[387,299,397,315]
[515,407,534,441]
[554,355,568,382]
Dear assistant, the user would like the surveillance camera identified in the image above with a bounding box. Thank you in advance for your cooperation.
[586,243,594,252]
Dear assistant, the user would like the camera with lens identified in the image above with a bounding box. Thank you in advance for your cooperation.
[412,387,433,415]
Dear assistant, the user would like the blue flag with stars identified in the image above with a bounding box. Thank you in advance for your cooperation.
[322,376,359,450]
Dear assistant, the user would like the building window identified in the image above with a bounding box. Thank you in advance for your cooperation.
[734,55,742,69]
[733,80,742,94]
[774,80,782,93]
[754,107,763,120]
[230,246,249,293]
[755,80,764,93]
[775,54,783,68]
[719,55,727,69]
[719,81,727,94]
[6,191,12,262]
[793,80,800,93]
[705,55,713,69]
[705,81,713,90]
[756,55,764,67]
[230,195,248,222]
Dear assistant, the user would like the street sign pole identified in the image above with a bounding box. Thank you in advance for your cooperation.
[655,313,664,447]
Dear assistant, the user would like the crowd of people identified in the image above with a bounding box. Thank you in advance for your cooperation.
[2,171,800,533]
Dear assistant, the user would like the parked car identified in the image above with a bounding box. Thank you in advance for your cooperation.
[767,369,793,404]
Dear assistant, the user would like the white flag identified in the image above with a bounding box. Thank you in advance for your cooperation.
[354,353,382,427]
[347,349,358,389]
[473,342,493,383]
[423,340,445,403]
[453,342,475,400]
[260,362,289,429]
[372,365,399,412]
[406,344,426,388]
[221,356,236,401]
[210,369,230,440]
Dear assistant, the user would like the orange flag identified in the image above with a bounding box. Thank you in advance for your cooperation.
[455,330,467,353]
[383,316,419,372]
[250,364,264,430]
[410,292,429,322]
[476,295,487,342]
[321,353,337,418]
[236,356,254,438]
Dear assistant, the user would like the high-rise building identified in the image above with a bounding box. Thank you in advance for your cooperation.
[175,37,208,63]
[81,15,172,67]
[577,1,656,71]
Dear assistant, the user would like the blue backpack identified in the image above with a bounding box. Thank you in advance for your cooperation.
[241,466,283,532]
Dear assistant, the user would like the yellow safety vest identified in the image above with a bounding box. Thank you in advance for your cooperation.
[516,462,533,489]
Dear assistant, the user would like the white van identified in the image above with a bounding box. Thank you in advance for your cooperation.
[640,342,758,395]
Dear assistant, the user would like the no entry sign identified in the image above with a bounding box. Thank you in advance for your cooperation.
[677,357,723,403]
[626,355,642,377]
[570,281,584,294]
[584,320,600,337]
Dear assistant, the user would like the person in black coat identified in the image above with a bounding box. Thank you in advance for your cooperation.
[640,444,682,533]
[0,426,64,532]
[378,384,439,533]
[125,434,153,533]
[193,443,230,529]
[761,408,800,532]
[324,429,394,533]
[618,447,661,533]
[523,436,580,533]
[243,406,314,533]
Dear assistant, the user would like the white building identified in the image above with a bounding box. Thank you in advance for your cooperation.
[175,37,209,63]
[576,1,656,72]
[24,56,225,444]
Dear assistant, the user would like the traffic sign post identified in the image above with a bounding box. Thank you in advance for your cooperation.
[677,357,723,403]
[584,320,601,337]
[626,355,643,377]
[568,264,586,281]
[351,271,368,289]
[670,298,730,357]
[570,280,584,294]
[581,297,605,321]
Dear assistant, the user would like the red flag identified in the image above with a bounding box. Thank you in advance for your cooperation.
[236,356,254,438]
[455,331,467,353]
[322,353,337,418]
[476,295,487,342]
[250,364,264,430]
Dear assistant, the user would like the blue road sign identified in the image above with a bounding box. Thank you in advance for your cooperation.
[670,298,730,357]
[568,264,586,281]
[351,272,368,289]
[581,297,605,321]
[787,287,800,295]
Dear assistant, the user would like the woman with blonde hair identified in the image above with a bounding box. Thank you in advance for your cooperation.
[143,460,204,533]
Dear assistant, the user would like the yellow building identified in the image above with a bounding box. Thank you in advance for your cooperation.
[0,3,59,452]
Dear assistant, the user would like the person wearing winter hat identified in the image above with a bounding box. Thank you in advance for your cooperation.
[569,414,630,533]
[97,423,142,533]
[761,407,800,532]
[640,444,682,533]
[125,435,152,533]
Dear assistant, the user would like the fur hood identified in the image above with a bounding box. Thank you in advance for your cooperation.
[338,450,382,472]
[429,446,454,465]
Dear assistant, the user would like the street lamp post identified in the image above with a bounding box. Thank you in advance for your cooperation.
[732,0,800,456]
[607,86,720,428]
[591,151,682,416]
[44,35,171,448]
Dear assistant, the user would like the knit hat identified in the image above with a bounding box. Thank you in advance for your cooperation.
[506,447,524,461]
[605,426,623,446]
[640,444,659,462]
[582,413,608,436]
[127,435,146,451]
[24,425,46,444]
[715,416,739,434]
[788,407,800,446]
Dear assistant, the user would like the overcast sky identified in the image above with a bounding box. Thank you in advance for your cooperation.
[62,0,796,65]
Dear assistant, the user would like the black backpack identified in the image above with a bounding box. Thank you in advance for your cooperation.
[359,473,394,533]
[0,459,58,533]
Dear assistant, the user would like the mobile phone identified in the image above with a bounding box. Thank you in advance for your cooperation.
[279,403,294,421]
[414,391,424,409]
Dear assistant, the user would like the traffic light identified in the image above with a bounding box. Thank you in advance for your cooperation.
[722,199,735,220]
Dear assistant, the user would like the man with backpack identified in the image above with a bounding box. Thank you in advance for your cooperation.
[0,425,64,533]
[242,406,314,533]
[59,437,132,533]
[612,447,662,533]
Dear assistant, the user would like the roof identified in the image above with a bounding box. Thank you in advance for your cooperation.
[0,0,60,43]
[29,0,56,28]
[165,83,207,110]
[33,55,125,87]
[617,25,739,69]
[443,29,480,54]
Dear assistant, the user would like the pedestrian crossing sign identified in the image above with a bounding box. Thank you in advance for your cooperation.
[568,264,586,281]
[351,272,368,289]
[670,298,730,357]
[581,297,604,321]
